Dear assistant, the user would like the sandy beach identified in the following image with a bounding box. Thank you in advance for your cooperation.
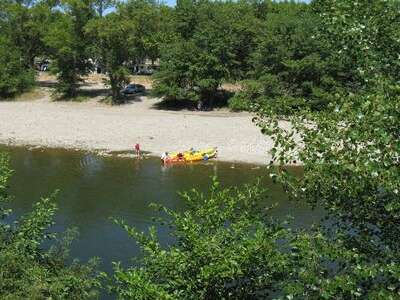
[0,76,279,164]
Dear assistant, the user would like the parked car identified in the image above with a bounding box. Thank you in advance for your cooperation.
[137,67,154,75]
[121,84,146,95]
[35,60,50,71]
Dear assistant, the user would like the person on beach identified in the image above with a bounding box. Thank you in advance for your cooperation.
[135,143,140,157]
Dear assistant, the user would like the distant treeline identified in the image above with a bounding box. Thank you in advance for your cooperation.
[1,0,399,109]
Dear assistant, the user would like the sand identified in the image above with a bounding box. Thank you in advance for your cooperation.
[0,76,282,164]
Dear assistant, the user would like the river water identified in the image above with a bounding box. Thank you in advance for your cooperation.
[1,145,322,275]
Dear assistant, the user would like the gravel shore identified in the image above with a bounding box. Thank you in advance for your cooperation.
[0,87,277,164]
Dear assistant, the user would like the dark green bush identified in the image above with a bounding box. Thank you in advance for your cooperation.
[0,37,35,99]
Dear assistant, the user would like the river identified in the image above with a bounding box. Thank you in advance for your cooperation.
[1,145,322,275]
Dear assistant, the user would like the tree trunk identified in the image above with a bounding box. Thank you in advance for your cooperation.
[110,76,119,104]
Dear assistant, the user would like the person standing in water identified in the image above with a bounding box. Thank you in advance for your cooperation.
[161,152,169,163]
[135,143,140,157]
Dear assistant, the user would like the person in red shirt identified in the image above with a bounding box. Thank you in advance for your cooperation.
[135,143,140,157]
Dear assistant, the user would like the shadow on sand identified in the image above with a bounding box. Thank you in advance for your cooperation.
[150,90,234,111]
[37,79,58,89]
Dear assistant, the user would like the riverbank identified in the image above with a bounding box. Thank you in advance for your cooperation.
[0,92,283,165]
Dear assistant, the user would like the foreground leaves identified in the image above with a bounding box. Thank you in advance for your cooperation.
[110,177,400,299]
[0,153,100,299]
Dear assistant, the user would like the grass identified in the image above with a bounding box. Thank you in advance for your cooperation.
[51,93,91,102]
[0,88,47,102]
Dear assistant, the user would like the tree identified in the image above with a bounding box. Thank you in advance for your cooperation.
[45,0,95,98]
[110,180,293,299]
[312,0,400,84]
[0,36,35,98]
[229,2,342,113]
[252,0,400,296]
[86,13,133,103]
[119,0,173,66]
[251,79,400,299]
[109,1,400,298]
[0,152,100,298]
[110,174,400,299]
[0,0,54,98]
[153,0,259,108]
[153,40,225,106]
[254,0,400,253]
[0,0,53,69]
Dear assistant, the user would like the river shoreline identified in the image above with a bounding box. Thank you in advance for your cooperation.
[0,95,284,165]
[0,73,298,165]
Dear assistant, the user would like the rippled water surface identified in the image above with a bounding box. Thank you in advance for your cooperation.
[1,145,322,275]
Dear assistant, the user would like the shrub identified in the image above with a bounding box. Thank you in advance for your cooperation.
[0,37,35,99]
[0,152,100,298]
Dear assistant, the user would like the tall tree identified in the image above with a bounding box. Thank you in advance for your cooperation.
[229,2,343,112]
[119,0,174,66]
[0,35,35,98]
[45,0,95,98]
[153,0,261,108]
[86,13,133,103]
[1,0,53,68]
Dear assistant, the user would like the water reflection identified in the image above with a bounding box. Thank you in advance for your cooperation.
[79,154,104,178]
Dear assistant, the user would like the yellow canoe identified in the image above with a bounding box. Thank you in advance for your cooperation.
[164,147,217,163]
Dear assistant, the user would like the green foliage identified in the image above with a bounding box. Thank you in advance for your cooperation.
[45,0,95,98]
[0,0,45,98]
[153,34,226,106]
[0,0,53,68]
[2,0,398,111]
[312,0,400,83]
[153,0,262,107]
[231,3,340,113]
[0,36,35,99]
[250,2,400,298]
[153,41,206,103]
[109,2,400,299]
[86,14,133,103]
[111,176,400,299]
[119,0,174,65]
[256,79,400,249]
[110,179,291,299]
[0,152,100,298]
[232,0,400,113]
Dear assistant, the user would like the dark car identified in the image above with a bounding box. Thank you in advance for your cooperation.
[121,84,146,95]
